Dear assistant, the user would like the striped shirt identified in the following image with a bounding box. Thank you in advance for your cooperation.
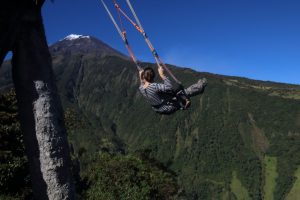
[139,78,179,114]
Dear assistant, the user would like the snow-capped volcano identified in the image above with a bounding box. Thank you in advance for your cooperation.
[50,34,127,59]
[62,34,90,41]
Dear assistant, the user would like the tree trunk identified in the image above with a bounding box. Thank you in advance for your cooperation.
[0,1,75,199]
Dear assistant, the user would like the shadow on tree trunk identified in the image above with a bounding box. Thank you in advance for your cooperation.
[0,1,75,199]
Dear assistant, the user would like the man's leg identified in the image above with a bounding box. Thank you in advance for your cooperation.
[185,78,207,97]
[11,3,74,199]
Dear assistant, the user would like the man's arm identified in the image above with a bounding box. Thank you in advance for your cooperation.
[156,66,173,92]
[158,65,167,80]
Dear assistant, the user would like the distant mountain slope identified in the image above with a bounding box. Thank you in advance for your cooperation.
[1,35,300,199]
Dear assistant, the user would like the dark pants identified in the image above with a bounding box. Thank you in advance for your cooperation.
[184,80,206,97]
[154,79,206,114]
[0,1,74,199]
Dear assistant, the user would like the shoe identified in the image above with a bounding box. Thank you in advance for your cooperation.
[197,78,207,86]
[197,78,207,94]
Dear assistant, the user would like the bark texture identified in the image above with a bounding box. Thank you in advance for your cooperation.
[0,1,75,199]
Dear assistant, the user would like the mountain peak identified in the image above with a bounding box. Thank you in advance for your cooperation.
[50,34,127,59]
[62,34,90,41]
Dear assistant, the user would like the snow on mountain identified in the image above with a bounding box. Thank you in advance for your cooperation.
[62,34,90,41]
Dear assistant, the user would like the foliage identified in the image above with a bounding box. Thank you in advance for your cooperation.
[230,171,250,200]
[50,54,300,199]
[82,151,181,200]
[263,156,278,200]
[1,39,300,199]
[285,166,300,200]
[0,90,32,199]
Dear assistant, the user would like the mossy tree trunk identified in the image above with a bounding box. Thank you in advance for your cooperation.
[0,1,74,199]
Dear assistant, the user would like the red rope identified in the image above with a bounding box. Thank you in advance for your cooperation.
[115,5,125,32]
[110,0,181,82]
[112,0,143,33]
[111,0,141,70]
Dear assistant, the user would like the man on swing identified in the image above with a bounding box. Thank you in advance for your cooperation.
[101,0,207,114]
[139,66,207,115]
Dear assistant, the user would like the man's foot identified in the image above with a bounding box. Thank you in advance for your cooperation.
[198,78,207,86]
[197,78,207,94]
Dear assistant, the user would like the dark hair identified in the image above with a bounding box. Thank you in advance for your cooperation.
[142,67,155,82]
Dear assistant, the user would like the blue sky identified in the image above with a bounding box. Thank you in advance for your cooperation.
[40,0,300,84]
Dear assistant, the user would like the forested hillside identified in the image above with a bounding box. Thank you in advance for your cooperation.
[1,36,300,199]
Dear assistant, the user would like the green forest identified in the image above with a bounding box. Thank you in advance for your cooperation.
[1,42,300,199]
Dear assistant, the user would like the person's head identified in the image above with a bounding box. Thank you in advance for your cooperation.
[142,67,155,82]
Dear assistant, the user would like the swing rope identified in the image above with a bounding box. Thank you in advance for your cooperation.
[101,0,181,84]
